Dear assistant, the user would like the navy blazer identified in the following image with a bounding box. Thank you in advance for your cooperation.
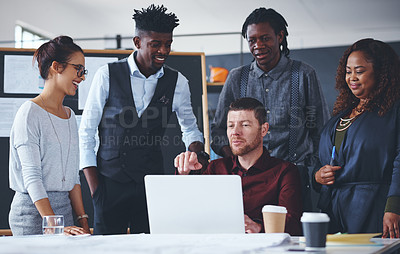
[316,100,400,233]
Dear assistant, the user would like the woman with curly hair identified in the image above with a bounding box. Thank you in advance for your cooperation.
[313,38,400,238]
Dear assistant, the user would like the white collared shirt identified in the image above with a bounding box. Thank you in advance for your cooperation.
[79,53,203,169]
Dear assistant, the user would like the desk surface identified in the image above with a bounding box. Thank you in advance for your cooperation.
[0,233,399,254]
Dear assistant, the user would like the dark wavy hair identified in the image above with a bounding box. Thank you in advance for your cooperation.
[33,36,83,80]
[133,4,179,34]
[241,7,289,57]
[229,97,266,125]
[333,38,400,116]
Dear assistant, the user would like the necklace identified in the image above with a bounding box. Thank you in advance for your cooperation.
[336,109,364,132]
[39,94,71,183]
[337,117,355,132]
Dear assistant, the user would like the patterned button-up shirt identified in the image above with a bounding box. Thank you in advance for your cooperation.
[211,55,330,167]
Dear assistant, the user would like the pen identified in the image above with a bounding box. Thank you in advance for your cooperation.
[329,146,336,166]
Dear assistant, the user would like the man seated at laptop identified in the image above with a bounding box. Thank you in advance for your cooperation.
[175,97,302,235]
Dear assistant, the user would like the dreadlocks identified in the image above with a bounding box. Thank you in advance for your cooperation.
[241,8,289,57]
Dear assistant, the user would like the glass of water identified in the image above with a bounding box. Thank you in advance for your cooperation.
[42,215,64,235]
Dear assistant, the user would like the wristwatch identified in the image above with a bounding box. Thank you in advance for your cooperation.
[196,151,210,161]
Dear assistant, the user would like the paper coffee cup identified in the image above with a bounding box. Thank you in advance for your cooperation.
[262,205,287,233]
[301,212,330,250]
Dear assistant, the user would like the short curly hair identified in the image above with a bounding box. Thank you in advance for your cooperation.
[132,4,179,33]
[333,38,400,116]
[241,8,289,57]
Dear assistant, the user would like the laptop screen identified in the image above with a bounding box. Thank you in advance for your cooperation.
[145,175,245,234]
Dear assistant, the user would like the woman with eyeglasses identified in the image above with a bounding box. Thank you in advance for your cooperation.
[8,36,90,235]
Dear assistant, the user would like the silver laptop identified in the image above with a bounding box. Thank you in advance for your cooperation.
[145,175,245,234]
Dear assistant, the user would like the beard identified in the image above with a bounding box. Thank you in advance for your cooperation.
[230,131,263,156]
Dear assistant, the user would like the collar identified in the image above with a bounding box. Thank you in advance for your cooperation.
[231,147,271,173]
[127,52,164,79]
[251,54,290,80]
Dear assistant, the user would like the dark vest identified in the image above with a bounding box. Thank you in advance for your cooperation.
[97,58,178,183]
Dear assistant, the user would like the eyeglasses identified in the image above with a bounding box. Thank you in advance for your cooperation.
[62,62,88,78]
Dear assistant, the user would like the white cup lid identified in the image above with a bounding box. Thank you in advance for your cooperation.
[301,212,330,222]
[262,205,287,213]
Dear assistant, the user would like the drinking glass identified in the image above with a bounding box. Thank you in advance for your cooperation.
[42,215,64,235]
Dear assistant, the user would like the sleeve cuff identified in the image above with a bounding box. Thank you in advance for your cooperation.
[79,151,97,170]
[27,182,48,203]
[385,196,400,215]
[182,132,204,150]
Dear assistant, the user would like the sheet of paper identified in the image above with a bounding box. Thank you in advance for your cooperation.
[0,98,82,138]
[3,55,118,110]
[4,55,44,94]
[0,98,31,137]
[0,233,291,254]
[78,56,118,110]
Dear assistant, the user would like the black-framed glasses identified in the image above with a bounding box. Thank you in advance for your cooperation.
[62,62,88,78]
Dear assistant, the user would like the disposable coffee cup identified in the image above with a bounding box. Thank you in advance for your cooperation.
[262,205,287,233]
[301,212,330,250]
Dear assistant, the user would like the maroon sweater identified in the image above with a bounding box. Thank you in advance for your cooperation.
[204,148,302,236]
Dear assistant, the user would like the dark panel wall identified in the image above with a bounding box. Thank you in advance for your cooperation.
[206,41,400,112]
